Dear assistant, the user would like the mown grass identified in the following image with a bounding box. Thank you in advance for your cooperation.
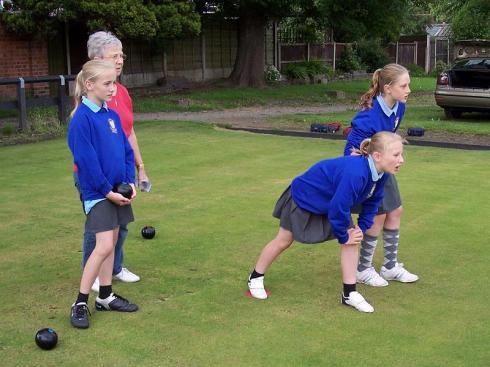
[0,121,489,366]
[133,77,437,113]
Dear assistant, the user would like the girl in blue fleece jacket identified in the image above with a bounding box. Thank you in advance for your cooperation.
[67,60,138,329]
[248,132,405,313]
[345,64,419,288]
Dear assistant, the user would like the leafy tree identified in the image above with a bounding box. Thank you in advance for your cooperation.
[316,0,410,43]
[1,0,200,40]
[415,0,489,40]
[451,0,490,40]
[194,1,301,87]
[195,0,415,87]
[151,0,201,41]
[400,1,433,35]
[421,0,466,23]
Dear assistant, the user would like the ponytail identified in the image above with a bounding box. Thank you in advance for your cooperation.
[359,137,372,157]
[360,132,406,157]
[359,63,409,110]
[70,70,85,117]
[69,60,116,117]
[359,69,381,110]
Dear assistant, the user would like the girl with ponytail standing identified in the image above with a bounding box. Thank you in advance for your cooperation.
[68,60,138,329]
[247,132,406,313]
[345,63,419,287]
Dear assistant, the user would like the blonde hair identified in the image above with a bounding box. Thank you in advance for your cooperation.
[359,132,405,157]
[70,60,116,117]
[360,63,409,110]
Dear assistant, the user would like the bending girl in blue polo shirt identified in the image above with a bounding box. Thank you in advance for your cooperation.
[67,60,138,329]
[247,132,405,313]
[345,63,419,287]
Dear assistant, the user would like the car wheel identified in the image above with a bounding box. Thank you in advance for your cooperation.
[444,109,462,119]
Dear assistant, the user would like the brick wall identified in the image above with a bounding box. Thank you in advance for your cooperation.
[0,20,50,99]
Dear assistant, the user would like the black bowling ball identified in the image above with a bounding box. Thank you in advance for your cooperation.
[113,183,133,199]
[35,328,58,350]
[141,226,156,239]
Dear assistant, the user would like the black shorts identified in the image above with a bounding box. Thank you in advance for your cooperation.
[85,199,134,233]
[272,186,342,244]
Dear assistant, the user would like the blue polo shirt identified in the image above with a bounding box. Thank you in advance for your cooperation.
[344,96,405,155]
[68,96,135,212]
[291,155,388,244]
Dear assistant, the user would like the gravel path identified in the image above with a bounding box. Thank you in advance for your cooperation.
[134,104,490,147]
[134,104,353,125]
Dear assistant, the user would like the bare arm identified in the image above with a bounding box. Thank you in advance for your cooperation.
[127,127,150,187]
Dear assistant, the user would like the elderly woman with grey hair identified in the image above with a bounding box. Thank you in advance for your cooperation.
[73,31,151,291]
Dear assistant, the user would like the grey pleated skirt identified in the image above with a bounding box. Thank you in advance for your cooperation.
[378,174,402,214]
[85,199,134,233]
[272,186,338,244]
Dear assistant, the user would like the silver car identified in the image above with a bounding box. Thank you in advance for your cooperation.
[435,40,490,119]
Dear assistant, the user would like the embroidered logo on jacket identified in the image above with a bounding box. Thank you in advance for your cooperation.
[108,118,118,134]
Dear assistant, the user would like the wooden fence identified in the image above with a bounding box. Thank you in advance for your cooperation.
[122,20,238,86]
[279,42,347,71]
[0,75,74,130]
[279,37,452,73]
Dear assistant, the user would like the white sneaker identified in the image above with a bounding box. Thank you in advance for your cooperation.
[380,262,419,283]
[91,277,100,293]
[357,267,389,287]
[114,268,140,283]
[247,276,268,300]
[341,291,374,313]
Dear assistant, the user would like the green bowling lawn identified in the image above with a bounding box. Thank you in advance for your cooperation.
[0,121,488,366]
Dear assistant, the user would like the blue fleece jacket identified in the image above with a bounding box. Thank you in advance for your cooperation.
[68,101,135,202]
[291,155,388,244]
[344,96,405,155]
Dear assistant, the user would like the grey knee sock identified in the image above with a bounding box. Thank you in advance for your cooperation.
[357,234,378,272]
[383,228,400,270]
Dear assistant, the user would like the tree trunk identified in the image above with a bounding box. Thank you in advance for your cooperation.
[229,15,266,87]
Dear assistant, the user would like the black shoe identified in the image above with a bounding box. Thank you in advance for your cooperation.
[70,302,90,329]
[95,293,138,312]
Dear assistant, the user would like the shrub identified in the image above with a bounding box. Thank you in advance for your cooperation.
[27,107,63,134]
[356,39,390,73]
[406,63,426,77]
[282,61,334,82]
[337,44,363,73]
[264,64,281,82]
[303,60,334,79]
[1,124,15,136]
[430,60,449,77]
[281,63,309,80]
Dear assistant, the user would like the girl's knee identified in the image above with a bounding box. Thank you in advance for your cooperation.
[92,243,113,258]
[277,239,293,251]
[274,229,294,250]
[387,206,403,219]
